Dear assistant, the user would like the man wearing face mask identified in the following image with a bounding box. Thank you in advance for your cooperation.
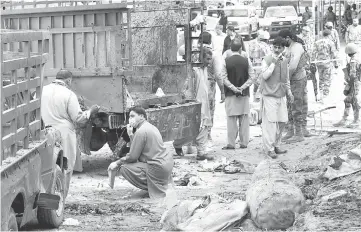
[173,48,215,161]
[346,18,361,45]
[334,43,361,129]
[41,70,100,197]
[107,107,174,199]
[278,29,310,143]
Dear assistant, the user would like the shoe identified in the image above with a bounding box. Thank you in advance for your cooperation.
[266,151,277,159]
[282,129,294,141]
[303,128,313,137]
[175,148,184,156]
[186,145,194,154]
[239,144,247,149]
[196,154,215,161]
[222,145,235,150]
[333,118,347,127]
[208,134,213,142]
[346,120,360,129]
[275,147,287,154]
[285,135,305,144]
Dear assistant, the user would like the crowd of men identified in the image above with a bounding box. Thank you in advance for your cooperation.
[40,14,360,200]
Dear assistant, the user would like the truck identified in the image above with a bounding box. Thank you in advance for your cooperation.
[1,1,204,160]
[1,30,65,231]
[259,0,303,37]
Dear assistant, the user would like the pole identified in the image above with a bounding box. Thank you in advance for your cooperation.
[338,0,342,34]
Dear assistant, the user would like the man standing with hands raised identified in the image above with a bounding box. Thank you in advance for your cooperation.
[259,37,294,158]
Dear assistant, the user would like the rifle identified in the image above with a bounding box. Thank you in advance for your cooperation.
[307,106,336,116]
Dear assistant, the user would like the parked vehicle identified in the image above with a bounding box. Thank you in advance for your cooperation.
[1,30,65,231]
[1,1,203,160]
[224,5,259,39]
[259,5,302,37]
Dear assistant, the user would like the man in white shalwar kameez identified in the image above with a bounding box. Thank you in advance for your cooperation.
[259,37,294,158]
[173,48,215,161]
[41,70,100,197]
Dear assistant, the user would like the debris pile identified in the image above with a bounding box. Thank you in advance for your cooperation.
[246,160,305,230]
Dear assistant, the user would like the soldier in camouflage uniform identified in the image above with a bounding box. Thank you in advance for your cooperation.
[248,30,271,102]
[299,26,318,101]
[279,30,310,143]
[311,29,338,101]
[334,43,361,128]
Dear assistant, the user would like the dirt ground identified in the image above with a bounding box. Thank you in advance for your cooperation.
[24,88,361,231]
[23,21,361,231]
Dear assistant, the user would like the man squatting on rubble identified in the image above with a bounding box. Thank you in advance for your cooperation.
[108,107,174,199]
[222,39,256,150]
[278,29,310,143]
[259,37,294,158]
[41,70,100,197]
[334,43,361,128]
[173,48,215,161]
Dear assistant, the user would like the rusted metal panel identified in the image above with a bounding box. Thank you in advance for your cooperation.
[70,74,125,113]
[131,26,178,65]
[126,64,188,95]
[131,8,189,27]
[147,101,201,142]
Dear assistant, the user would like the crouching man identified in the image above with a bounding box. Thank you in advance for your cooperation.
[260,37,294,158]
[173,47,215,161]
[108,107,174,199]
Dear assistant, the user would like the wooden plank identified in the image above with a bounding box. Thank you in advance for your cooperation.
[2,77,41,98]
[1,30,50,43]
[52,16,63,68]
[23,67,30,149]
[48,25,127,33]
[2,120,41,149]
[29,17,40,52]
[43,67,133,77]
[106,12,116,26]
[95,13,106,67]
[84,14,95,68]
[1,3,128,16]
[2,99,41,124]
[74,14,84,68]
[1,54,49,73]
[63,15,74,68]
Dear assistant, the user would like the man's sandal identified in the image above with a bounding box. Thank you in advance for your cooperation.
[222,145,235,150]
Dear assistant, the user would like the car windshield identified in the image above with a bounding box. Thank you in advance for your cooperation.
[264,7,297,18]
[224,9,248,17]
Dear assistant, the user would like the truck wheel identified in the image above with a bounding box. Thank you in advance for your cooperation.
[8,208,18,231]
[37,166,64,228]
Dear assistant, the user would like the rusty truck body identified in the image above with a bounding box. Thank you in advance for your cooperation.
[1,0,204,157]
[1,30,65,230]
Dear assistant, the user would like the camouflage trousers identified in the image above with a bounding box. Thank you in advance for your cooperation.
[344,81,361,120]
[287,78,308,133]
[317,64,333,97]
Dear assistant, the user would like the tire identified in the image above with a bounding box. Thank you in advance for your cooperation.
[7,208,18,231]
[37,166,65,228]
